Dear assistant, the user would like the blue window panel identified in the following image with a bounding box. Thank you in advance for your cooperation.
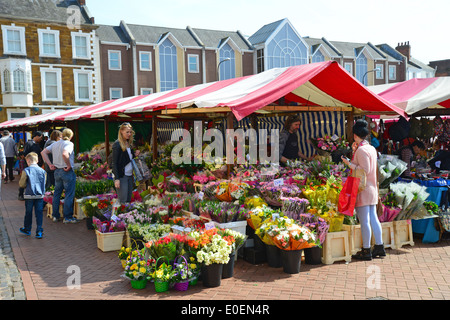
[159,38,178,91]
[312,50,325,63]
[219,43,235,80]
[266,24,307,69]
[356,54,368,85]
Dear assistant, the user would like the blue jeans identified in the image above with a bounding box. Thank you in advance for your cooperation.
[24,198,44,233]
[53,168,76,219]
[356,205,383,248]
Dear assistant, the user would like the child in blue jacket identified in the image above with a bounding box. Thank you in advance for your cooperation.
[19,152,47,239]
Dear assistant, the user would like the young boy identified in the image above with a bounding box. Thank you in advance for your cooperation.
[19,152,47,239]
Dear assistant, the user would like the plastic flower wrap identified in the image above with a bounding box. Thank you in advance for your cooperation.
[297,213,329,245]
[246,205,281,230]
[308,200,343,232]
[281,197,309,221]
[390,181,430,220]
[264,216,319,250]
[245,196,267,209]
[379,191,402,222]
[378,155,408,189]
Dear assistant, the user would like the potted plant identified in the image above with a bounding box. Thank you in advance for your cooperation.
[150,257,175,293]
[123,250,151,289]
[194,228,232,287]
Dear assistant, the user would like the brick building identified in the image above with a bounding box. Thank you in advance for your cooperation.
[97,21,254,101]
[429,59,450,77]
[0,0,99,123]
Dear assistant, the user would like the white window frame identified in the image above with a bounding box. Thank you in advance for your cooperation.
[38,28,60,58]
[140,88,153,95]
[40,67,63,102]
[139,51,152,71]
[7,108,30,121]
[108,50,122,70]
[71,32,91,60]
[375,64,384,79]
[2,25,26,55]
[187,54,199,73]
[389,65,396,80]
[109,87,123,99]
[73,69,93,102]
[344,62,353,75]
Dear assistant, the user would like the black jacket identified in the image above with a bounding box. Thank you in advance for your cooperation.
[112,140,135,180]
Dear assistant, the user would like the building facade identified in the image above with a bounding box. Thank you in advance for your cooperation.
[428,59,449,77]
[97,22,254,101]
[0,0,99,122]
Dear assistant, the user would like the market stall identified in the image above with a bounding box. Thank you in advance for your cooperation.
[1,61,424,292]
[368,77,450,243]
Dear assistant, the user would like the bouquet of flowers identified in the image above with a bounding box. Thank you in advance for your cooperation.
[138,223,171,242]
[145,235,178,260]
[263,216,319,250]
[390,181,430,220]
[123,249,151,281]
[246,205,282,230]
[215,181,233,202]
[379,191,402,222]
[92,216,126,233]
[281,197,310,221]
[194,228,233,265]
[423,201,439,215]
[219,228,247,253]
[297,213,329,245]
[259,181,302,207]
[228,181,251,202]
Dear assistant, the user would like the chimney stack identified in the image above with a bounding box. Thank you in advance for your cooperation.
[396,41,411,61]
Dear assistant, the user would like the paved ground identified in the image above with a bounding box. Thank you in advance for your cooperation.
[0,178,449,301]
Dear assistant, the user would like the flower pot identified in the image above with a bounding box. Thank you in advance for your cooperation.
[265,245,282,268]
[86,217,94,230]
[174,281,189,291]
[201,263,223,288]
[95,230,125,252]
[280,249,303,274]
[154,281,169,293]
[189,277,198,286]
[304,246,322,265]
[253,235,266,252]
[130,279,147,290]
[222,253,235,279]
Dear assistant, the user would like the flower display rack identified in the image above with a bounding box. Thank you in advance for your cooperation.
[321,231,351,265]
[393,220,414,248]
[46,203,63,219]
[73,198,86,220]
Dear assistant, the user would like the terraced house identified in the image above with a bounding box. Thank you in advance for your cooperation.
[0,0,99,123]
[97,21,254,100]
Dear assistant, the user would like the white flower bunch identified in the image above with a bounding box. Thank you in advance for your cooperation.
[196,234,232,266]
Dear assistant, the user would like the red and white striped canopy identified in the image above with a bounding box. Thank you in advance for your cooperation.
[0,110,68,129]
[0,61,406,129]
[369,77,450,115]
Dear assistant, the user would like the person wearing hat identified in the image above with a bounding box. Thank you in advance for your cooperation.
[0,130,17,183]
[279,115,312,164]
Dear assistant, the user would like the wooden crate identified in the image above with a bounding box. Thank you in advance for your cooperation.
[343,222,396,253]
[73,198,86,220]
[322,231,351,265]
[379,222,396,250]
[342,224,363,255]
[393,220,414,248]
[46,203,63,219]
[95,230,125,252]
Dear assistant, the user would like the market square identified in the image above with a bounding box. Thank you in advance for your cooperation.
[0,0,449,306]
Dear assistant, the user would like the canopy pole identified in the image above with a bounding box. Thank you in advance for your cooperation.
[152,115,157,162]
[104,118,110,160]
[346,107,354,145]
[226,112,234,179]
[74,120,80,155]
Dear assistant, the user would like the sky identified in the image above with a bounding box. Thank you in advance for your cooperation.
[86,0,449,64]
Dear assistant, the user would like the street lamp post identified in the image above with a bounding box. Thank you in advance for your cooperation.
[217,58,231,81]
[362,67,381,86]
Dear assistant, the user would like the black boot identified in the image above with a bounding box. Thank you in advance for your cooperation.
[372,244,386,258]
[352,248,372,260]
